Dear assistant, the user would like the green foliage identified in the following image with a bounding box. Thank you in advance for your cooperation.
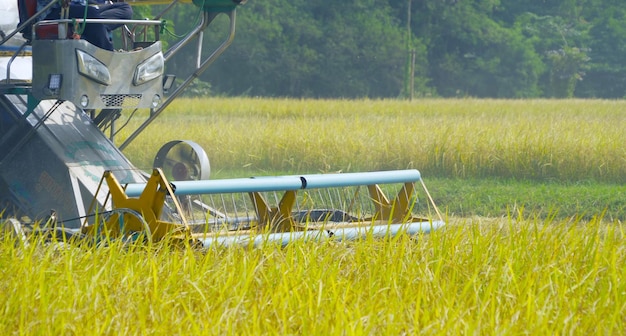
[546,46,590,97]
[130,5,152,21]
[200,0,412,98]
[515,13,590,98]
[179,79,212,97]
[394,0,545,97]
[576,3,626,97]
[148,0,626,98]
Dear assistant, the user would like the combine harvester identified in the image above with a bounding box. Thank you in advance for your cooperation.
[0,0,444,247]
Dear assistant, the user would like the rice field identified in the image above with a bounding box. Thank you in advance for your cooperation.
[120,98,625,183]
[1,216,624,334]
[2,98,625,334]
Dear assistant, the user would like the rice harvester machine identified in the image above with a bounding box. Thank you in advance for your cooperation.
[0,0,444,247]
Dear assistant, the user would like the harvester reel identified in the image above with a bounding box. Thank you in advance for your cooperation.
[153,140,210,181]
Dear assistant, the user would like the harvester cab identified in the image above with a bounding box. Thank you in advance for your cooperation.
[0,0,444,247]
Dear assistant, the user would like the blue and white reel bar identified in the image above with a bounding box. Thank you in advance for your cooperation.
[123,169,445,247]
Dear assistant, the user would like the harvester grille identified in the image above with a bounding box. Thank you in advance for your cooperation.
[99,94,142,108]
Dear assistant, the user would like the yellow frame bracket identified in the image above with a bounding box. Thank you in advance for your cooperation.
[367,182,417,223]
[83,169,191,242]
[249,190,297,232]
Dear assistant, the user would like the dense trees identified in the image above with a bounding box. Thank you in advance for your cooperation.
[154,0,626,98]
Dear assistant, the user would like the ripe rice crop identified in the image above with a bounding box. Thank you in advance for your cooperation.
[1,215,624,334]
[120,98,625,183]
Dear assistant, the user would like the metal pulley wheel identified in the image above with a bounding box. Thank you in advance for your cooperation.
[153,140,210,181]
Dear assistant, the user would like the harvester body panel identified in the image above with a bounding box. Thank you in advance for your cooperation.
[0,93,146,227]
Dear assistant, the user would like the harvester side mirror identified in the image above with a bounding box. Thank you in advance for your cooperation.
[163,74,176,94]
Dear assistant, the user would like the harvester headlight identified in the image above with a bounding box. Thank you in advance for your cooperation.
[80,95,89,107]
[76,49,111,85]
[48,74,62,90]
[134,53,164,86]
[151,94,161,108]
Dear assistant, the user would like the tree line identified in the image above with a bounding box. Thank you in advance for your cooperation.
[154,0,626,99]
